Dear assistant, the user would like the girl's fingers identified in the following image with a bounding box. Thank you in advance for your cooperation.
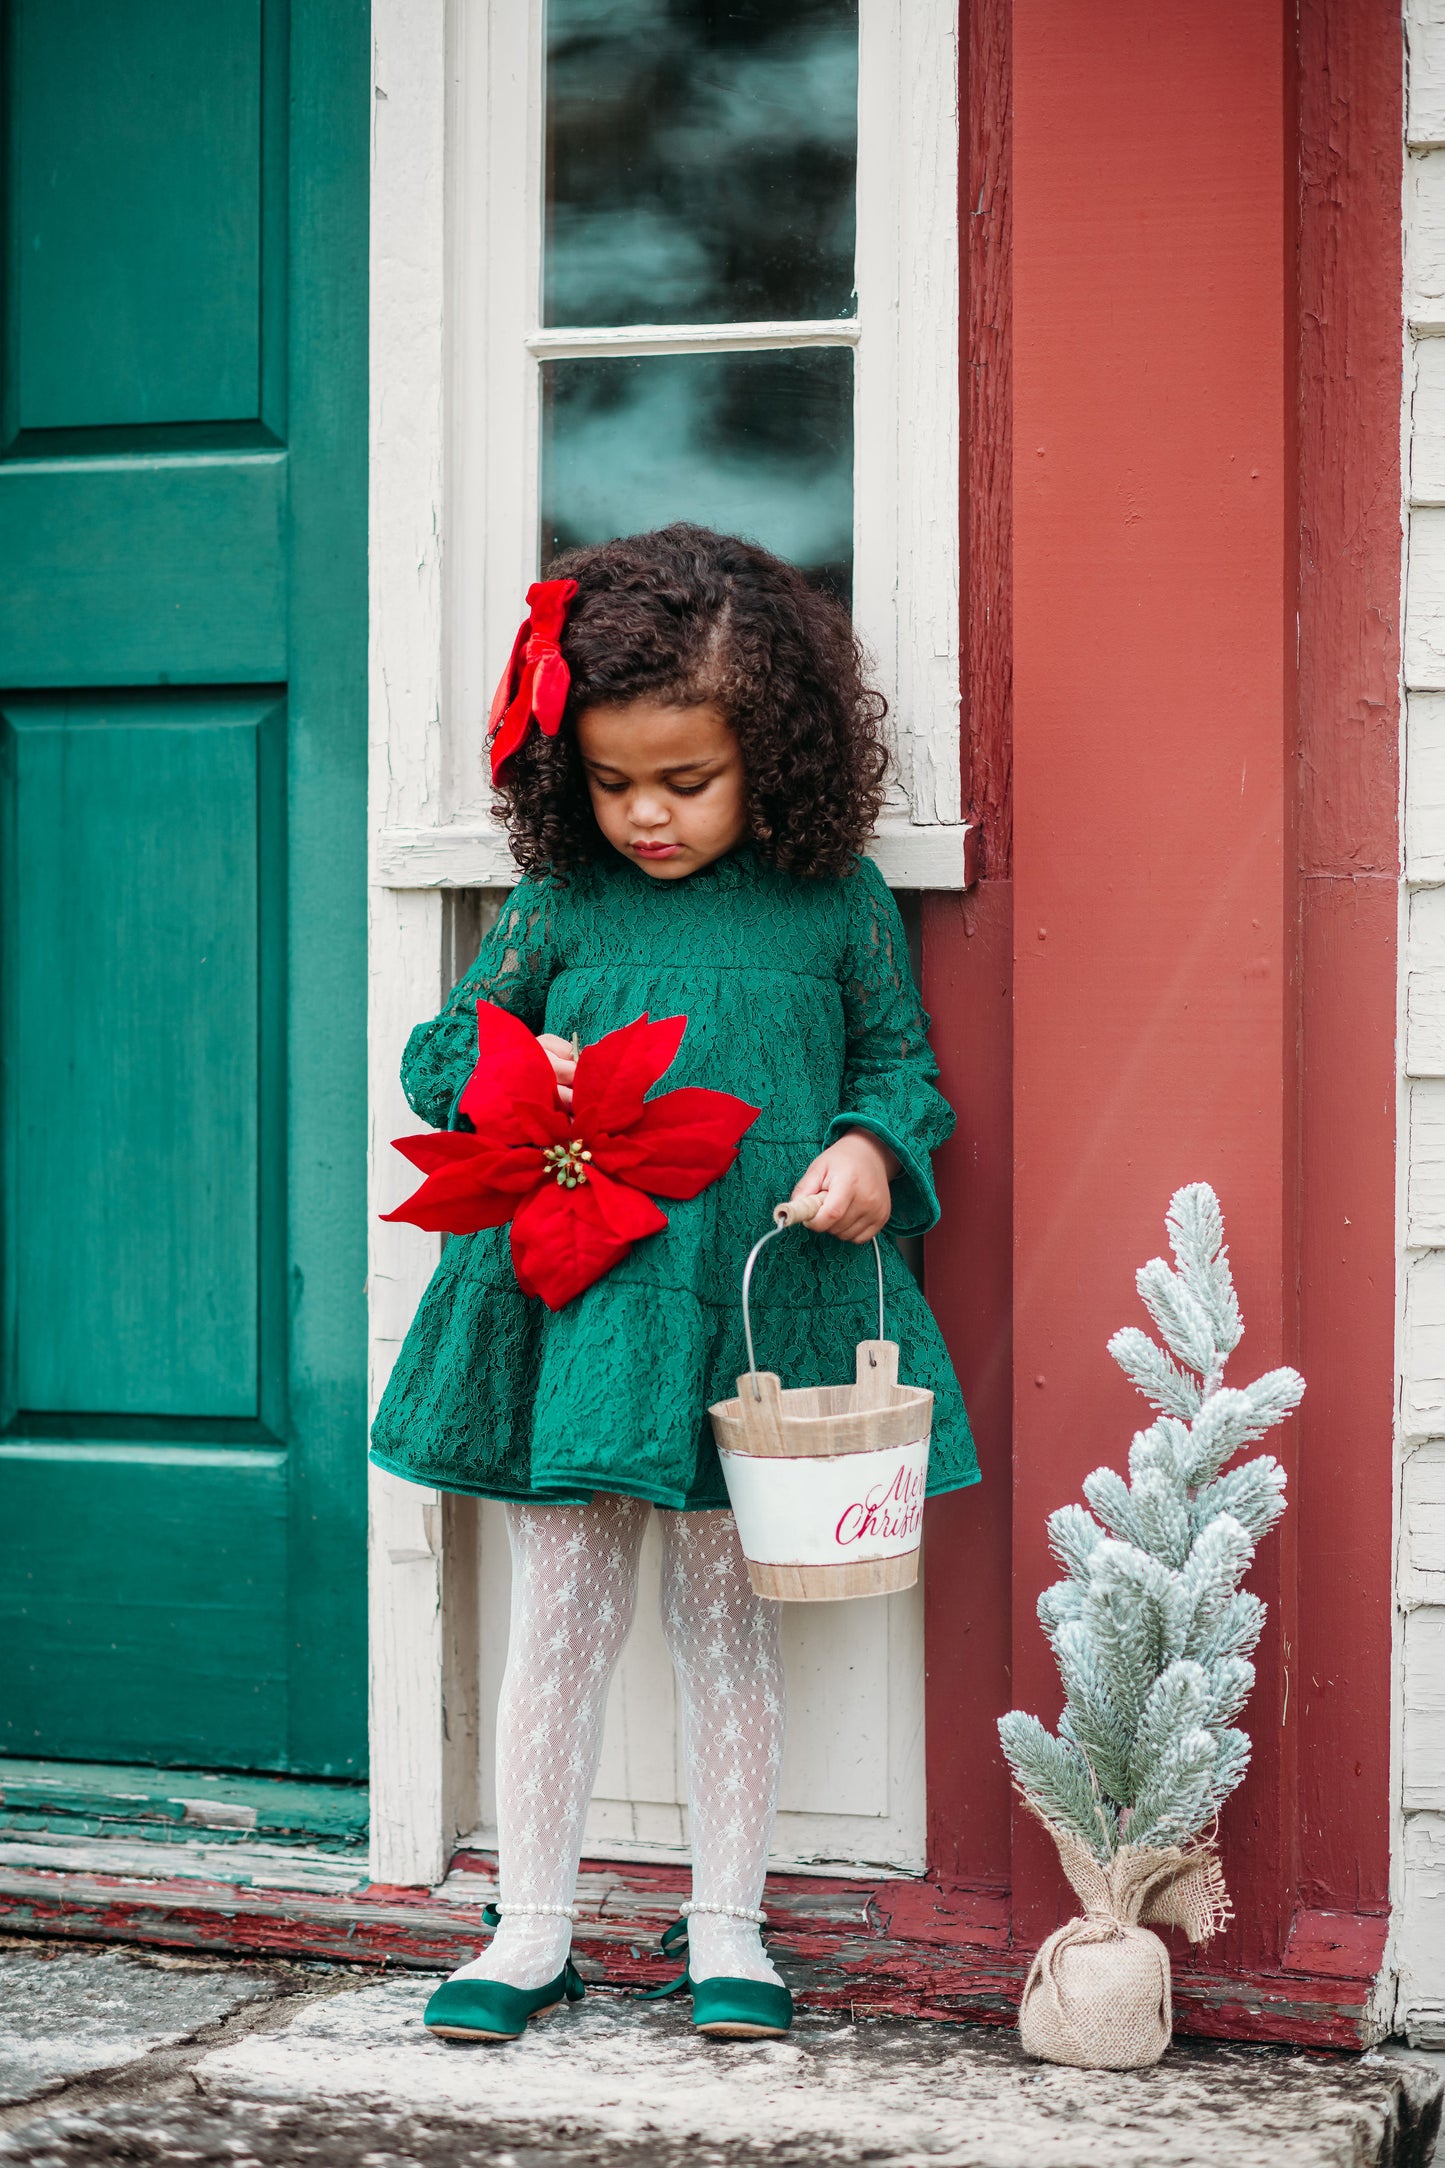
[535,1033,577,1089]
[809,1174,852,1234]
[794,1149,890,1239]
[789,1153,830,1200]
[819,1187,888,1243]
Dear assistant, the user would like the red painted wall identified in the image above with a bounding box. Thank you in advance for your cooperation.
[1012,0,1295,1964]
[924,0,1399,2001]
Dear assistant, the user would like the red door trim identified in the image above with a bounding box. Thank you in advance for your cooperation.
[920,0,1015,1895]
[1290,0,1399,1936]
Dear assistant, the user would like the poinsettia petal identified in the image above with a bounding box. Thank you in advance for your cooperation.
[510,1181,634,1311]
[593,1086,760,1198]
[382,1155,538,1235]
[392,1127,547,1196]
[585,1166,669,1242]
[571,1013,687,1139]
[391,1130,488,1174]
[458,1000,566,1140]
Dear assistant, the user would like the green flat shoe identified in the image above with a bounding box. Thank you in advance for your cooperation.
[642,1918,794,2040]
[424,1905,586,2043]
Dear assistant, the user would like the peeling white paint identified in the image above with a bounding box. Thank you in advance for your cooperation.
[1406,694,1445,877]
[1398,1813,1445,2042]
[367,0,453,1888]
[1407,1082,1445,1242]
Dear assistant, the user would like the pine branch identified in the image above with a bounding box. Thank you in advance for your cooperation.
[1183,1380,1303,1487]
[1131,1468,1193,1571]
[1136,1257,1218,1378]
[1179,1388,1267,1488]
[1108,1327,1204,1417]
[1208,1727,1252,1812]
[1167,1182,1245,1360]
[1037,1579,1084,1635]
[1173,1516,1256,1664]
[1122,1728,1218,1849]
[1202,1656,1255,1731]
[1054,1620,1136,1802]
[1046,1503,1104,1582]
[1244,1367,1308,1432]
[1126,1659,1212,1802]
[997,1711,1117,1859]
[1082,1466,1145,1548]
[1128,1417,1192,1489]
[1081,1543,1171,1736]
[1192,1459,1287,1545]
[1192,1589,1266,1670]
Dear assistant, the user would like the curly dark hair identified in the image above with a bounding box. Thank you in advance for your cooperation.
[493,524,890,879]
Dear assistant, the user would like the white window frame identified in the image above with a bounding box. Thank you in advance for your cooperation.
[367,0,963,1886]
[374,0,966,895]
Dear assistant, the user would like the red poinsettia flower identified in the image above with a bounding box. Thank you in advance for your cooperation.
[383,1002,759,1310]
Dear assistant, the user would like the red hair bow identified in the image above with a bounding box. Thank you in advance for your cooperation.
[487,578,579,783]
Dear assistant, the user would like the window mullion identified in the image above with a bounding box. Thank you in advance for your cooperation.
[526,321,862,361]
[853,0,904,813]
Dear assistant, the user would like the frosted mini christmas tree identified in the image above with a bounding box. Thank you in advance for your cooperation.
[998,1182,1304,2067]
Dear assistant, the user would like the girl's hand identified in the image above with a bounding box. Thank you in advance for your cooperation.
[537,1032,577,1110]
[790,1130,898,1243]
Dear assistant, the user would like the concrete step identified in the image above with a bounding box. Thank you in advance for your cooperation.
[0,1944,1438,2168]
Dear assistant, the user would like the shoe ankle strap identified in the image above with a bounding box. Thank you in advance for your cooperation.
[481,1901,579,1929]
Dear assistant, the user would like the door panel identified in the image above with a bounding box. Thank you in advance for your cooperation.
[3,695,281,1422]
[0,0,366,1776]
[11,0,266,430]
[0,464,288,687]
[0,1448,289,1765]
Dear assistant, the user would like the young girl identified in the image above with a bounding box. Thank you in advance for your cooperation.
[371,524,979,2043]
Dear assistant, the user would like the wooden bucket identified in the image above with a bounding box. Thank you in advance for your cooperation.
[709,1197,933,1601]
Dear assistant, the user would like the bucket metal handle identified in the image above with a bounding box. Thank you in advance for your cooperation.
[740,1194,886,1401]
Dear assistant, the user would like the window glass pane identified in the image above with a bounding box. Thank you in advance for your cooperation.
[541,348,853,598]
[544,0,858,328]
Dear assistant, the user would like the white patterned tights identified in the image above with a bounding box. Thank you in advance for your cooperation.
[450,1495,787,1993]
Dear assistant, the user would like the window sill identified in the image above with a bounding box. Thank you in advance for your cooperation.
[371,816,976,892]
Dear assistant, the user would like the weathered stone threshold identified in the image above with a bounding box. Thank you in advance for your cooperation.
[0,1836,1386,2049]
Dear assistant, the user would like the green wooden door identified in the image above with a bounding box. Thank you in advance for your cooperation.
[0,0,368,1776]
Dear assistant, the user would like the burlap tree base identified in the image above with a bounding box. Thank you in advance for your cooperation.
[1018,1822,1229,2069]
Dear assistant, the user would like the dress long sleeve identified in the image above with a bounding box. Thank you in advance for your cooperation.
[399,877,558,1130]
[825,856,956,1237]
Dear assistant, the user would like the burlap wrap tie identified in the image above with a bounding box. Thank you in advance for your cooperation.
[1018,1820,1231,2070]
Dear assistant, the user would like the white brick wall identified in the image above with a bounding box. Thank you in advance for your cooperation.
[1400,0,1445,2045]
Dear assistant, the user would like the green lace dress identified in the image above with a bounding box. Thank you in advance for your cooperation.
[370,848,978,1510]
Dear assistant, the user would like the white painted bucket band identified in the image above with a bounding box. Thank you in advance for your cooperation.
[718,1437,930,1567]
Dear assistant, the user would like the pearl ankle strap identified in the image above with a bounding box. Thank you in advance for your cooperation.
[680,1901,766,1925]
[493,1902,578,1920]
